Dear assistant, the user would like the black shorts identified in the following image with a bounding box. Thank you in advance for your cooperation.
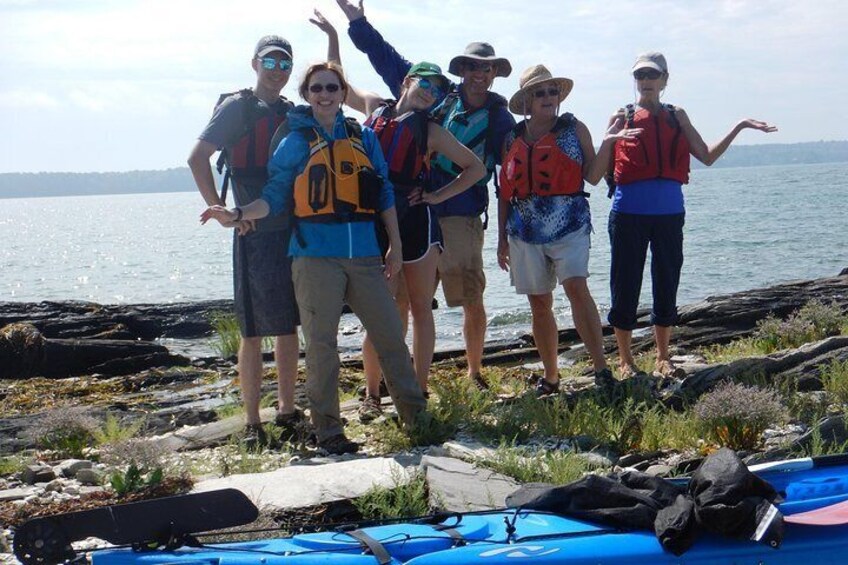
[233,229,299,337]
[377,204,443,263]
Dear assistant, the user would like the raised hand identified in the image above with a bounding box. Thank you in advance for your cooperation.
[604,114,643,142]
[309,9,336,35]
[335,0,365,21]
[738,119,778,133]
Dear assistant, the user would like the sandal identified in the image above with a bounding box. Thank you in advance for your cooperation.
[275,409,306,444]
[471,373,490,391]
[358,395,383,423]
[241,424,268,451]
[654,359,686,379]
[535,378,560,397]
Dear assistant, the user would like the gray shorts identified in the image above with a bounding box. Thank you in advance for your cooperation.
[233,229,299,337]
[508,228,591,295]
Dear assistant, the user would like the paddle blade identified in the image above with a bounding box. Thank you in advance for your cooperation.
[785,499,848,526]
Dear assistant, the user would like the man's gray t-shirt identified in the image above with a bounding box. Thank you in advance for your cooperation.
[199,92,292,232]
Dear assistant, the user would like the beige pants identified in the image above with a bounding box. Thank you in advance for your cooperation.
[292,256,426,441]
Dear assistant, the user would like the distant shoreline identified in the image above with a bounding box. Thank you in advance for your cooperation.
[1,140,846,199]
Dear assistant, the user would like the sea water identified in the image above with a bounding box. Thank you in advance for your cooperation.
[2,162,846,353]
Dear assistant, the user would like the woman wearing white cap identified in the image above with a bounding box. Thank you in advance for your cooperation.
[497,65,625,395]
[590,52,776,380]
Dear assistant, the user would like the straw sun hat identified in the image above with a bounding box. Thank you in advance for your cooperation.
[508,64,573,115]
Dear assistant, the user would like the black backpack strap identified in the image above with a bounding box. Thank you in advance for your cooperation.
[346,530,392,565]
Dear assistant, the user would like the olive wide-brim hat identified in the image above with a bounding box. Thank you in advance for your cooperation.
[508,64,573,114]
[448,42,512,78]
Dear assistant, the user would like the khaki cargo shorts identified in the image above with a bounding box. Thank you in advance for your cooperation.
[436,215,486,307]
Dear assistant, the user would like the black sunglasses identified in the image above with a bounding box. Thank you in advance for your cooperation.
[464,61,494,73]
[533,87,560,99]
[308,83,341,93]
[633,69,663,80]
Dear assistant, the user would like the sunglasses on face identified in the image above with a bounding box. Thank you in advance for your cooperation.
[633,69,663,80]
[308,83,341,93]
[464,61,494,73]
[259,57,293,71]
[416,77,447,100]
[533,87,560,99]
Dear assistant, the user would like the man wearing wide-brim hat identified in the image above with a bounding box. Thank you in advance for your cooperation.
[336,0,516,391]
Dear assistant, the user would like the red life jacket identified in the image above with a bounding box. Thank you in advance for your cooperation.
[614,104,690,186]
[365,102,430,191]
[499,114,586,201]
[213,89,291,203]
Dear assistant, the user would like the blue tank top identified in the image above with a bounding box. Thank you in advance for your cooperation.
[612,178,685,215]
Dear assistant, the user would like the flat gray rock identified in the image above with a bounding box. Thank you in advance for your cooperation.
[0,487,38,502]
[421,455,518,512]
[193,456,417,509]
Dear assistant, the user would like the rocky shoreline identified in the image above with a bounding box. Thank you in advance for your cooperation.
[1,270,848,563]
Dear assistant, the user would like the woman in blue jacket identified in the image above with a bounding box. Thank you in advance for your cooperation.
[201,62,427,455]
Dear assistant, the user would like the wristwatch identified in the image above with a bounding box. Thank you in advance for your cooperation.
[233,207,243,222]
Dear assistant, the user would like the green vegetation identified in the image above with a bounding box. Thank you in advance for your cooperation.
[820,359,848,406]
[704,300,848,362]
[477,443,605,485]
[0,454,28,477]
[353,471,430,520]
[28,406,100,458]
[209,311,273,358]
[694,381,787,450]
[93,414,144,446]
[109,464,163,497]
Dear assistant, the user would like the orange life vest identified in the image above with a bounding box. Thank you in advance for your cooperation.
[499,114,586,201]
[293,119,381,223]
[614,104,690,186]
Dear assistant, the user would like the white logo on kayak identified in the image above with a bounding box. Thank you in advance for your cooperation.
[478,545,560,559]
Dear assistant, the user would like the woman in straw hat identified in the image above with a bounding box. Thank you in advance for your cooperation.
[311,12,486,416]
[498,65,630,396]
[589,51,776,381]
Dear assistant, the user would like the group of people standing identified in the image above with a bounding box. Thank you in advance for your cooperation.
[189,0,776,455]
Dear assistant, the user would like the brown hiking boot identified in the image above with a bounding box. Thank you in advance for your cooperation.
[318,433,360,455]
[358,395,383,423]
[275,409,307,444]
[241,424,268,451]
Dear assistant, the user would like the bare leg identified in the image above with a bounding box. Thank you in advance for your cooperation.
[403,246,440,390]
[238,336,264,426]
[654,325,672,362]
[528,292,559,384]
[562,277,608,371]
[463,301,487,378]
[614,328,636,372]
[274,334,299,415]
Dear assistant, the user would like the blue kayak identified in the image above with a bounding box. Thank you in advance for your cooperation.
[90,457,848,565]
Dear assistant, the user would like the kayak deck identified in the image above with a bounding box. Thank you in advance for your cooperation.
[90,464,848,565]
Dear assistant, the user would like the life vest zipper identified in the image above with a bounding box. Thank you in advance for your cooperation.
[527,139,535,198]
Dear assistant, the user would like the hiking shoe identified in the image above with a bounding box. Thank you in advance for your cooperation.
[594,367,617,390]
[241,424,268,451]
[358,395,383,423]
[471,373,490,391]
[318,433,360,455]
[275,409,305,444]
[535,378,560,397]
[654,359,686,379]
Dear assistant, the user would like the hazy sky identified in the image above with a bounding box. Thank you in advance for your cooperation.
[1,0,845,173]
